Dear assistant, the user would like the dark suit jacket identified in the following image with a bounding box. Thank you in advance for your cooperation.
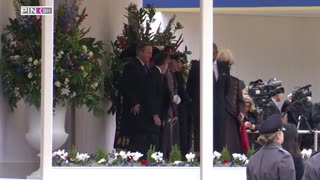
[121,58,149,135]
[146,66,171,134]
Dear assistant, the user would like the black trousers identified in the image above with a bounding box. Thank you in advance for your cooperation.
[129,133,159,157]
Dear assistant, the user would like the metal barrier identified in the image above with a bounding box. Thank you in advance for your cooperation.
[247,130,320,151]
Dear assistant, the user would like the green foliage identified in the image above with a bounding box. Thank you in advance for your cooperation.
[68,145,78,159]
[95,146,108,162]
[147,145,156,163]
[246,144,255,159]
[221,146,231,162]
[169,144,182,163]
[1,0,105,114]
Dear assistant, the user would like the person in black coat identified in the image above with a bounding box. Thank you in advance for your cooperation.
[120,42,153,152]
[187,43,220,153]
[282,123,304,180]
[146,51,171,153]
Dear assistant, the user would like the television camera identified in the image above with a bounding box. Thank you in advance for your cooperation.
[248,79,284,117]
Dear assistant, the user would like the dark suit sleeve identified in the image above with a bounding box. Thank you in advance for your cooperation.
[121,63,140,106]
[186,61,199,100]
[147,69,161,117]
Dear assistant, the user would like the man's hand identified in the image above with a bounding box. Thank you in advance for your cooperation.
[153,115,161,126]
[130,104,141,115]
[170,117,178,128]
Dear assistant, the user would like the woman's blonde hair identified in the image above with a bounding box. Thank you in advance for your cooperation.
[216,48,235,65]
[243,95,256,112]
[257,132,278,145]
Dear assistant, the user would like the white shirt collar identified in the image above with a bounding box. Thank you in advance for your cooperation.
[155,65,162,74]
[136,56,145,66]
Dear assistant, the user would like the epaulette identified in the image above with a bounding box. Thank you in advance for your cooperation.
[310,151,320,158]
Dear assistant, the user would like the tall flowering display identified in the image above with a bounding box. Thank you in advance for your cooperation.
[0,0,105,113]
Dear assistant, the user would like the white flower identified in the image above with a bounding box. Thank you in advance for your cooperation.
[80,66,85,71]
[28,57,33,62]
[174,161,182,165]
[301,149,313,159]
[70,92,76,98]
[64,78,70,84]
[82,45,88,53]
[61,88,70,96]
[11,55,20,60]
[83,72,88,77]
[119,150,127,159]
[98,158,106,164]
[33,59,39,65]
[132,152,143,161]
[232,153,241,160]
[54,81,61,87]
[151,152,163,163]
[27,72,33,79]
[76,153,90,162]
[88,51,94,58]
[90,82,98,89]
[53,149,68,160]
[58,51,64,55]
[185,152,196,162]
[245,160,249,165]
[213,151,221,159]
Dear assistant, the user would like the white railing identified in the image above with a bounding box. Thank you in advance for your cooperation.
[247,130,320,151]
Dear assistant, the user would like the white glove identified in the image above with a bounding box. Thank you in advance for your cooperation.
[173,95,181,105]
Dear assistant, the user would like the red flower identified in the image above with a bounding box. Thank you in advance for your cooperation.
[117,36,126,49]
[222,159,228,164]
[141,159,148,165]
[127,156,132,162]
[164,47,171,54]
[15,78,22,84]
[66,156,72,162]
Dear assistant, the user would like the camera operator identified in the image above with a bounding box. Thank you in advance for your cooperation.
[312,102,320,130]
[286,85,314,149]
[268,86,285,116]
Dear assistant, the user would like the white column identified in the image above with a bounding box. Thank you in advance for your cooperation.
[200,0,213,179]
[40,0,54,179]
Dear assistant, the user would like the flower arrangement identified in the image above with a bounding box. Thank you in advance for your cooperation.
[52,146,199,167]
[1,0,105,114]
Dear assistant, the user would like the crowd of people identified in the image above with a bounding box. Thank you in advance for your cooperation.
[116,41,320,179]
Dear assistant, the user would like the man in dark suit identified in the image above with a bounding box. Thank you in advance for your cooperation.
[146,52,171,153]
[187,43,221,153]
[120,42,152,152]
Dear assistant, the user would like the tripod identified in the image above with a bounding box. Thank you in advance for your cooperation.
[297,115,314,133]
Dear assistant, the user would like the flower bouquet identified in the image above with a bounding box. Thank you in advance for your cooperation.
[1,0,105,114]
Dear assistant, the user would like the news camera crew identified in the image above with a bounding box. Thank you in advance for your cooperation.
[247,114,296,180]
[302,151,320,180]
[248,78,284,120]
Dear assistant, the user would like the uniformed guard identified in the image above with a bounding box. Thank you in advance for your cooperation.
[302,151,320,180]
[246,114,296,180]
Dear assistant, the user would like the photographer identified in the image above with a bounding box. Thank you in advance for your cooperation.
[267,86,285,117]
